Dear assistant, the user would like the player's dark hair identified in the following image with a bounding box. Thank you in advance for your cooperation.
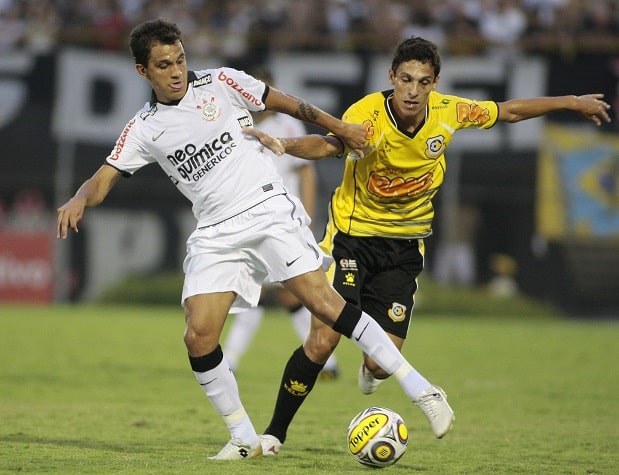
[391,37,441,77]
[129,19,183,66]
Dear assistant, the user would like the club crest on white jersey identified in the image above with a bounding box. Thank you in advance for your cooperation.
[197,93,221,122]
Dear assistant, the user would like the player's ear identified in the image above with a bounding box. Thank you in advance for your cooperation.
[432,75,440,90]
[388,68,395,85]
[135,64,148,79]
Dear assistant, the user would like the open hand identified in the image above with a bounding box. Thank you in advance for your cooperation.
[576,94,612,126]
[243,127,285,156]
[56,197,86,239]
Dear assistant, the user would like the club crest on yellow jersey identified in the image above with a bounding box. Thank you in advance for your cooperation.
[426,135,446,159]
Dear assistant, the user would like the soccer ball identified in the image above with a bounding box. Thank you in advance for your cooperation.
[346,406,408,468]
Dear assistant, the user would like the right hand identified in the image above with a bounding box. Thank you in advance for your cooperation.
[574,94,612,126]
[56,196,87,239]
[334,122,368,158]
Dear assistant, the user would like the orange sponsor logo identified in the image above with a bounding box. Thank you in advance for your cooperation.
[362,119,374,140]
[367,170,433,198]
[456,102,490,125]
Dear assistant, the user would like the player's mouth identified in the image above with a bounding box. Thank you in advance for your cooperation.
[170,81,184,92]
[402,99,418,110]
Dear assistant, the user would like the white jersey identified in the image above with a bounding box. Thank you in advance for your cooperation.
[105,67,285,227]
[255,113,311,198]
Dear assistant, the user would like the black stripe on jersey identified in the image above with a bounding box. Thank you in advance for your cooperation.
[261,84,271,105]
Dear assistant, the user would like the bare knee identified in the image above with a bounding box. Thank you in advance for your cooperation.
[304,328,341,365]
[183,322,214,356]
[183,308,221,357]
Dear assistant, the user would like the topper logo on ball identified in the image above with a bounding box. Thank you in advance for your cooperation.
[348,413,388,454]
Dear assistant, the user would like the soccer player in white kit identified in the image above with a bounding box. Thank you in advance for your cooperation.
[56,19,453,460]
[222,66,339,378]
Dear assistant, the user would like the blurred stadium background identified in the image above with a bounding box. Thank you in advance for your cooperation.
[0,0,618,316]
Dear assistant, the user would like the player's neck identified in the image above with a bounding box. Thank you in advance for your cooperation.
[388,97,426,133]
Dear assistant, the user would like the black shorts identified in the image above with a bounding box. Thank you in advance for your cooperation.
[328,232,424,339]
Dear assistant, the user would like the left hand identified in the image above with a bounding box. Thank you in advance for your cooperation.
[243,127,285,156]
[575,94,612,126]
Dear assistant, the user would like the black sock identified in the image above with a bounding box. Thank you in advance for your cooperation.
[264,346,323,443]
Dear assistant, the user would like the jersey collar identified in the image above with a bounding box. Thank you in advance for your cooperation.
[385,90,427,138]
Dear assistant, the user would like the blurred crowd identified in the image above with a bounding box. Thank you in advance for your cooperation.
[1,0,618,62]
[0,189,52,231]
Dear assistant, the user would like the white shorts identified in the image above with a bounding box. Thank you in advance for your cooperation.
[182,194,331,313]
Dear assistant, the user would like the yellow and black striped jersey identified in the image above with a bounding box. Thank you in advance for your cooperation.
[331,89,498,238]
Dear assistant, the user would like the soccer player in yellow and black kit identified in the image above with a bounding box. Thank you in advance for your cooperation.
[246,36,611,455]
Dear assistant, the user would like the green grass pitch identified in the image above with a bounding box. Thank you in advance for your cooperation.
[0,304,617,474]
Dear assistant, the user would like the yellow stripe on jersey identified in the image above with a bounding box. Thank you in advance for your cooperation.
[331,89,498,238]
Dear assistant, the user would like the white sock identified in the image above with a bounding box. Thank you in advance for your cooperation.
[193,359,258,445]
[351,311,432,399]
[291,306,339,372]
[222,306,265,371]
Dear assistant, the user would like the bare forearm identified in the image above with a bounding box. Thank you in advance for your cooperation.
[57,165,120,238]
[498,96,574,122]
[498,94,611,125]
[73,172,118,207]
[280,135,344,160]
[268,89,340,130]
[264,88,367,152]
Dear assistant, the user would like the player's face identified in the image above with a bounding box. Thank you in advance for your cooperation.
[389,60,438,126]
[136,40,188,104]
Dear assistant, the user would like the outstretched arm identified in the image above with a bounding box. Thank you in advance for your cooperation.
[264,87,366,156]
[56,164,121,238]
[497,94,611,126]
[244,127,344,160]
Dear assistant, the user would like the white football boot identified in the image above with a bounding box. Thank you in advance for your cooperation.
[208,438,262,460]
[414,385,455,438]
[259,434,282,456]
